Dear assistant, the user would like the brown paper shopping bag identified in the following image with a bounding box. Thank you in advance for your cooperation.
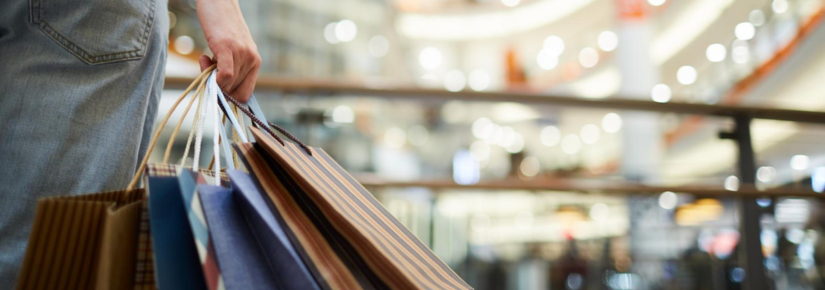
[15,190,152,290]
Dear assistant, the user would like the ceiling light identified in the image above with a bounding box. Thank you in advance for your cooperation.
[791,155,809,171]
[444,70,466,92]
[578,47,599,68]
[677,66,697,85]
[543,36,565,56]
[419,47,442,70]
[651,84,672,103]
[602,113,622,133]
[468,69,491,91]
[749,10,766,26]
[335,20,357,42]
[706,43,726,62]
[648,0,666,6]
[501,0,520,7]
[598,31,618,52]
[772,0,788,13]
[734,22,755,40]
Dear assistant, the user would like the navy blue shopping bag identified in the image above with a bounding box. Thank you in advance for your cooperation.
[147,167,207,290]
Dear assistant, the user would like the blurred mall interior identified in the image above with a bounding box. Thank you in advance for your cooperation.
[155,0,825,288]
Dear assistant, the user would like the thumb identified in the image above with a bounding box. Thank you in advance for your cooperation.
[199,55,214,71]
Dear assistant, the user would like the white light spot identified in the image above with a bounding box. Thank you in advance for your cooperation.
[324,22,339,44]
[505,132,525,153]
[331,105,354,123]
[659,191,678,210]
[590,203,609,222]
[756,166,777,183]
[677,65,697,85]
[732,39,750,64]
[472,118,495,139]
[648,0,666,6]
[453,150,480,185]
[444,70,466,92]
[598,31,619,52]
[501,0,520,7]
[787,228,805,244]
[419,47,443,70]
[542,36,565,56]
[735,22,756,41]
[498,126,516,147]
[791,155,809,171]
[578,47,599,68]
[580,124,600,144]
[470,140,491,161]
[407,125,429,147]
[812,167,825,193]
[519,156,540,177]
[367,35,389,58]
[335,20,357,42]
[484,124,503,144]
[725,175,740,191]
[383,127,406,148]
[541,126,561,146]
[536,49,559,70]
[602,113,622,133]
[174,35,195,55]
[773,0,788,13]
[468,69,491,91]
[651,84,672,103]
[750,10,766,26]
[706,43,727,62]
[561,134,581,155]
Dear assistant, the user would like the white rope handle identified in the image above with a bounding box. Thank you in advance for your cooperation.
[192,73,211,170]
[209,73,221,185]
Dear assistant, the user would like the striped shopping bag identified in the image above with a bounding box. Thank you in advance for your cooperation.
[236,127,471,290]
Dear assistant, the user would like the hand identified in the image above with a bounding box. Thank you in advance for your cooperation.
[196,0,261,102]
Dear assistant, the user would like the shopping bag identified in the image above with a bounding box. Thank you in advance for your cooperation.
[241,127,472,290]
[196,169,320,290]
[15,190,153,290]
[235,143,385,290]
[146,165,210,290]
[226,169,321,290]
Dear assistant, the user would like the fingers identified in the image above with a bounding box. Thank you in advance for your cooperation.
[231,59,259,102]
[214,50,235,93]
[209,42,260,102]
[198,55,214,71]
[228,50,246,92]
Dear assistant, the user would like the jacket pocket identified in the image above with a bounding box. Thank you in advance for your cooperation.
[30,0,155,64]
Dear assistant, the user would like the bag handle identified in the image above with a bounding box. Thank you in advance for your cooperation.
[127,65,216,191]
[222,94,313,156]
[168,70,246,175]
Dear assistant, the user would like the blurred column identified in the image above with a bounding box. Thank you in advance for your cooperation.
[615,0,662,181]
[614,0,666,283]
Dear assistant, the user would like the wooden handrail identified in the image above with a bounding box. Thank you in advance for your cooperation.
[357,177,825,198]
[164,77,825,125]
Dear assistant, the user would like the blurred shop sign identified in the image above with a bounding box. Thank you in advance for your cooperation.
[616,0,647,20]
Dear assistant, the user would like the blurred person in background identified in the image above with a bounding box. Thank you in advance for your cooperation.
[0,0,261,286]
